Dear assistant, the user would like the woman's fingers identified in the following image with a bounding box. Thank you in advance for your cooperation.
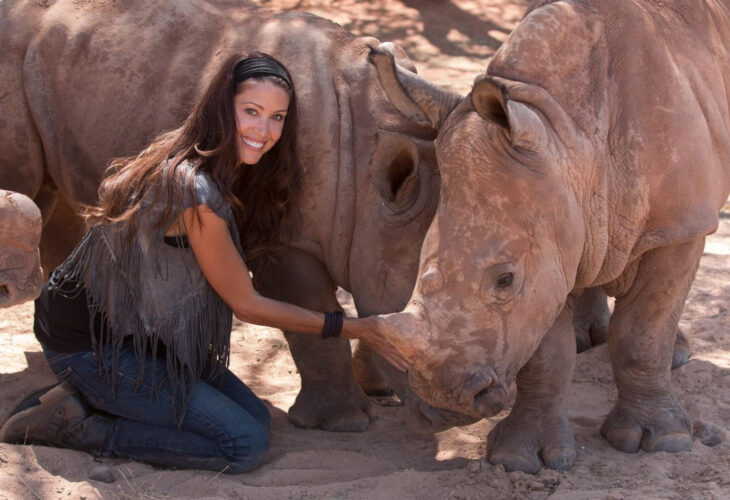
[343,316,410,371]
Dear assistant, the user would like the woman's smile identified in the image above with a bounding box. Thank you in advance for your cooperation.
[241,136,265,150]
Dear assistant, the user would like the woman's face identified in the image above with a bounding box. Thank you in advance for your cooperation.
[233,79,290,165]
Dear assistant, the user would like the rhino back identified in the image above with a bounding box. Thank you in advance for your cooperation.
[487,0,730,286]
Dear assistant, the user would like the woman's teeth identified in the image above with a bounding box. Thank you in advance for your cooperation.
[242,137,264,149]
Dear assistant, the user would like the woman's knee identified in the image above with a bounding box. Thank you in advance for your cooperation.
[254,405,272,431]
[222,425,270,474]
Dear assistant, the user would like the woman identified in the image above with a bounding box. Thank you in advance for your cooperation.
[0,52,407,474]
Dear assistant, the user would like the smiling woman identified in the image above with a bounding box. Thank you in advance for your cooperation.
[0,51,407,474]
[234,79,289,165]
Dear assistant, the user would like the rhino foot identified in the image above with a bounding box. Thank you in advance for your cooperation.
[671,330,691,369]
[600,395,692,453]
[486,406,576,474]
[287,385,375,432]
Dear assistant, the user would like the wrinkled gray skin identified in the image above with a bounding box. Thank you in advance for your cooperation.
[373,0,730,471]
[0,0,478,432]
[0,190,43,307]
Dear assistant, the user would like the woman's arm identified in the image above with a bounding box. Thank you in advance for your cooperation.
[180,205,408,371]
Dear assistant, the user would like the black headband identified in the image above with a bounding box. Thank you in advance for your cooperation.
[233,56,292,88]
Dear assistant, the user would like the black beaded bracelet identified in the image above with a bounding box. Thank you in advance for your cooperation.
[321,311,344,339]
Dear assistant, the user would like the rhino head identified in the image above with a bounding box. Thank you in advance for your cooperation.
[0,190,43,308]
[370,49,589,417]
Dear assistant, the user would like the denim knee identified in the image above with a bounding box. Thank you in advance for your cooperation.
[257,408,272,432]
[220,423,270,474]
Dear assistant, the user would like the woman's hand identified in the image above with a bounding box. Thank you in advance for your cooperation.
[342,317,410,372]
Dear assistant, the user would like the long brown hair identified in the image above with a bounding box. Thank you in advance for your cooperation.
[85,51,301,259]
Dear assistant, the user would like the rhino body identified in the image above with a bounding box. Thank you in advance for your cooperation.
[0,0,454,431]
[0,190,43,308]
[373,0,730,471]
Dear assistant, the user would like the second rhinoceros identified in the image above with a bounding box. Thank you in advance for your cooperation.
[372,0,730,471]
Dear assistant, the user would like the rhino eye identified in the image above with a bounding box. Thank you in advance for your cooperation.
[496,272,513,288]
[481,263,522,305]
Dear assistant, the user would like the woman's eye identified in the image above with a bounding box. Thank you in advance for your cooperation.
[272,114,285,122]
[245,108,257,116]
[496,272,513,288]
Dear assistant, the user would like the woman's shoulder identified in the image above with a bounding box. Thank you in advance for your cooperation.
[180,160,229,218]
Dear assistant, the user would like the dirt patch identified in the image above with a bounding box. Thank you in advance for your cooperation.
[1,1,728,498]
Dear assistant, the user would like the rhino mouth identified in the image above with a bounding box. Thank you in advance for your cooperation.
[461,368,509,418]
[409,363,510,418]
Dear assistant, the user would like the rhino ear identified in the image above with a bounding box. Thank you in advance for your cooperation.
[374,41,418,74]
[471,77,548,153]
[370,130,421,206]
[370,45,462,130]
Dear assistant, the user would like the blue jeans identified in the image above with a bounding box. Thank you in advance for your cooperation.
[42,342,270,474]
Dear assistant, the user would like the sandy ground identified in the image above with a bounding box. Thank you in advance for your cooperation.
[1,1,729,498]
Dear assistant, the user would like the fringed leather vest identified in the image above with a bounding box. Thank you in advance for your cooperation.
[52,160,242,423]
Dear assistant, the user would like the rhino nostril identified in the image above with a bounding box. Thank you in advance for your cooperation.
[0,285,8,299]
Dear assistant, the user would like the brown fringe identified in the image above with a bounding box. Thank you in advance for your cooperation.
[51,165,240,425]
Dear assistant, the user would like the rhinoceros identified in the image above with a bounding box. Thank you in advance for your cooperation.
[0,191,43,308]
[371,0,730,471]
[0,0,476,431]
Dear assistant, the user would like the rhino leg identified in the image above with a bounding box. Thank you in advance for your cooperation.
[671,329,691,369]
[600,238,703,454]
[250,247,373,432]
[573,286,610,352]
[487,304,577,473]
[352,342,393,396]
[574,287,692,369]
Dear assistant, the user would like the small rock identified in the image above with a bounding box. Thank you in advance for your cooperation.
[485,479,502,489]
[508,471,527,484]
[467,460,482,473]
[527,480,545,491]
[540,473,560,489]
[693,421,724,447]
[89,465,116,483]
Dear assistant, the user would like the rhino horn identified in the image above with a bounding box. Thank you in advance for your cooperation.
[471,75,549,153]
[370,45,462,130]
[375,302,432,361]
